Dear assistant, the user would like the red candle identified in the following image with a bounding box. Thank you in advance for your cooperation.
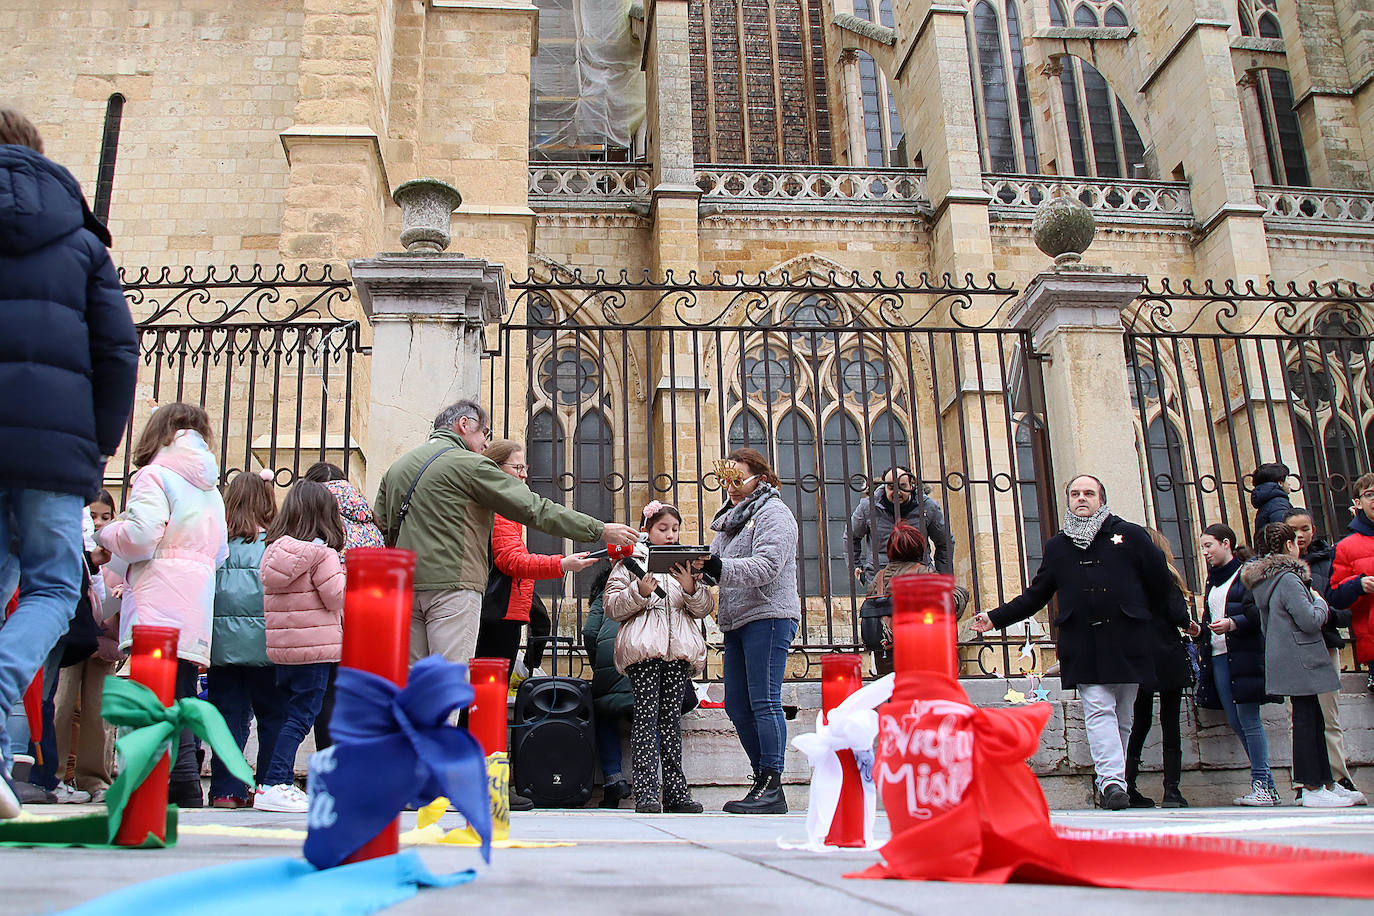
[114,625,179,846]
[820,653,865,848]
[890,574,958,678]
[340,547,415,862]
[468,657,510,755]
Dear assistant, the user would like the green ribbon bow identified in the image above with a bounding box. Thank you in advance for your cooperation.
[102,676,255,842]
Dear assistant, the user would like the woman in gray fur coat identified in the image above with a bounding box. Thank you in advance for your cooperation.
[701,448,801,815]
[1243,522,1357,808]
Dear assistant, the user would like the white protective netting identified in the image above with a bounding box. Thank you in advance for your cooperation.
[530,0,647,157]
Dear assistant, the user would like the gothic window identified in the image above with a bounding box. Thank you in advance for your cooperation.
[967,0,1038,173]
[850,0,905,166]
[1238,0,1282,38]
[1049,1,1148,178]
[1253,69,1311,187]
[1146,416,1199,590]
[776,409,823,592]
[688,0,834,164]
[822,412,864,590]
[1014,422,1044,579]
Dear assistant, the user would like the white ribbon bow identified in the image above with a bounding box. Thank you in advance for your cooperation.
[786,673,895,851]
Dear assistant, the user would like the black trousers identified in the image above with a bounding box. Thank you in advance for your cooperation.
[1290,694,1332,788]
[171,661,200,788]
[1125,688,1183,790]
[475,618,524,667]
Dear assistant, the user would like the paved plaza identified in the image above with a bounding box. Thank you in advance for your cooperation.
[6,805,1374,915]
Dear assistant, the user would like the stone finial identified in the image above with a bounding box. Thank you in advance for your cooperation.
[393,178,463,253]
[1032,193,1096,269]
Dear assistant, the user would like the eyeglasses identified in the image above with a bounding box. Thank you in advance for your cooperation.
[1359,490,1374,500]
[459,415,492,441]
[503,463,528,473]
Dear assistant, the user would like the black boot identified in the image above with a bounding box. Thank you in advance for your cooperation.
[1126,785,1156,808]
[1161,785,1189,808]
[599,777,630,809]
[509,786,535,812]
[723,769,787,814]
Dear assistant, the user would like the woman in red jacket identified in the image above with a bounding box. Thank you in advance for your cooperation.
[474,439,599,666]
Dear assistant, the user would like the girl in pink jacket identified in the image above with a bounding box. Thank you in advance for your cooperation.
[99,403,228,808]
[254,480,345,813]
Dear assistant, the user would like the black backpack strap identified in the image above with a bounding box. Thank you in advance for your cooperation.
[388,446,456,548]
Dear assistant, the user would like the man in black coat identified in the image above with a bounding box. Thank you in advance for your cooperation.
[972,475,1178,810]
[0,110,138,819]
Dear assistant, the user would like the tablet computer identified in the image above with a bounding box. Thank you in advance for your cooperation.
[646,545,712,573]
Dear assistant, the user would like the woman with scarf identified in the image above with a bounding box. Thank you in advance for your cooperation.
[700,448,800,815]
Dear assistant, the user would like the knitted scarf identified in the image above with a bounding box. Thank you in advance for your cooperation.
[711,482,780,535]
[1061,504,1110,550]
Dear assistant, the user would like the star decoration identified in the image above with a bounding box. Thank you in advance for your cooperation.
[1003,687,1028,704]
[1031,688,1051,702]
[1111,534,1124,544]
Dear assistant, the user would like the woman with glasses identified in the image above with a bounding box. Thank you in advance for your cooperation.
[475,439,599,670]
[700,448,801,814]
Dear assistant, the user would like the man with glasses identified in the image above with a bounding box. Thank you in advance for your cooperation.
[1329,473,1374,696]
[374,399,640,670]
[846,466,954,586]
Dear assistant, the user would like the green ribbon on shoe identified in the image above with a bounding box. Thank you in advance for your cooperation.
[102,676,255,842]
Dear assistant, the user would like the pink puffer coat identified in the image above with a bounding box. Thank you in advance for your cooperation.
[260,535,346,664]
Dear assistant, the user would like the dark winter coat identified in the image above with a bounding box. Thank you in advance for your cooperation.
[0,145,138,500]
[1329,512,1374,664]
[1242,554,1340,697]
[1250,482,1295,533]
[211,534,270,667]
[1197,557,1273,707]
[581,594,634,719]
[847,488,954,575]
[1143,577,1195,691]
[1302,539,1350,650]
[988,514,1179,689]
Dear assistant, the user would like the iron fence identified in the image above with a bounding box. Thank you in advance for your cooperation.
[1125,279,1374,669]
[488,264,1058,679]
[115,264,366,494]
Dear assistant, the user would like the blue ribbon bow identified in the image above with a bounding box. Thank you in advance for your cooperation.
[304,655,492,869]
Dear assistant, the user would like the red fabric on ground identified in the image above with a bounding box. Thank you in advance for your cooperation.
[850,670,1374,899]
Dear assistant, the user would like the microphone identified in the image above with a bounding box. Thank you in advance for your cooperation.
[585,543,636,561]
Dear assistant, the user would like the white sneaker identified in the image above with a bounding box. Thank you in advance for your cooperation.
[253,783,309,813]
[0,769,20,819]
[1234,781,1280,806]
[1301,787,1355,808]
[53,782,92,804]
[1332,783,1367,806]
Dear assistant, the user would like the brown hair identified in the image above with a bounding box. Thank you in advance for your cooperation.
[90,489,116,512]
[266,480,344,550]
[0,109,43,153]
[483,439,523,468]
[224,471,277,541]
[727,447,781,487]
[302,462,346,483]
[1355,472,1374,497]
[130,403,215,468]
[1146,528,1191,598]
[1254,521,1296,557]
[643,502,682,529]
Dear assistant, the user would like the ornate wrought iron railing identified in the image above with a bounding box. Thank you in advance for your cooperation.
[1255,184,1374,229]
[117,264,366,490]
[695,166,931,216]
[1124,279,1374,672]
[984,174,1194,226]
[528,162,653,211]
[490,264,1060,679]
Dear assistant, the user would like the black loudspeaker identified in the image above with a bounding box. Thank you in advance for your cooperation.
[511,676,596,808]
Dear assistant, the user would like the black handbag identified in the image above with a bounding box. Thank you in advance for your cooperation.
[480,557,514,621]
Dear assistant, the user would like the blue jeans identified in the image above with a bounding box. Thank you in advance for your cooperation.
[723,617,798,774]
[208,665,287,799]
[261,663,333,787]
[1212,653,1273,788]
[0,489,84,772]
[594,712,624,780]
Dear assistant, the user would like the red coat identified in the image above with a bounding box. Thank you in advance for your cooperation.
[491,514,564,622]
[1331,513,1374,663]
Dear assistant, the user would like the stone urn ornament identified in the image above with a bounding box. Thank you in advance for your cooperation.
[393,178,463,253]
[1031,191,1095,268]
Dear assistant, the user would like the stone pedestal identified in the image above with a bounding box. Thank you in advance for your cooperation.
[350,253,506,494]
[1010,269,1147,524]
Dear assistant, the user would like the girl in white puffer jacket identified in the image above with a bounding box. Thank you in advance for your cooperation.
[602,502,713,814]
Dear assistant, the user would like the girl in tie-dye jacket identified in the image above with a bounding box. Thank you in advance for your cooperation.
[99,404,228,667]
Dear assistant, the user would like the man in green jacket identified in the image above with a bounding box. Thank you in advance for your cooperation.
[374,399,639,669]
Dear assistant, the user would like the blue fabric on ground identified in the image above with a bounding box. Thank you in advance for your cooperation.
[58,850,475,916]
